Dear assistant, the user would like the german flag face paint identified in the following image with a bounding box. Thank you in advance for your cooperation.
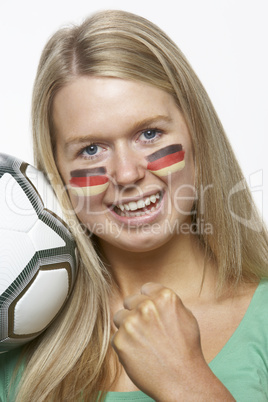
[146,144,185,177]
[69,167,109,196]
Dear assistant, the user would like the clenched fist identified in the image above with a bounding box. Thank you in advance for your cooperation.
[112,283,235,402]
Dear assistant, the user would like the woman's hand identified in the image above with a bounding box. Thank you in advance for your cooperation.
[111,282,235,401]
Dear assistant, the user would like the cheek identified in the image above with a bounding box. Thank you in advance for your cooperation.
[66,169,110,219]
[146,144,185,177]
[68,191,108,226]
[164,157,195,217]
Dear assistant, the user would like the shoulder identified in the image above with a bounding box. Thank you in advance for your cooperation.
[255,276,268,294]
[209,278,268,400]
[233,277,268,333]
[246,277,268,329]
[0,347,24,401]
[249,277,268,314]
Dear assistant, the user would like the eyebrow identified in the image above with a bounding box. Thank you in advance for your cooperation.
[129,115,173,133]
[63,115,174,150]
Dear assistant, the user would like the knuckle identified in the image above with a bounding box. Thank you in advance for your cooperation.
[137,299,156,318]
[122,315,136,334]
[111,332,123,351]
[157,288,178,304]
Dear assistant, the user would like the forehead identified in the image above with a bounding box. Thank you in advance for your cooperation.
[52,76,186,140]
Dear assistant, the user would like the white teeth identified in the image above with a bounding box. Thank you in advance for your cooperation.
[145,197,151,206]
[150,195,156,203]
[115,192,161,213]
[129,201,138,211]
[122,202,160,217]
[137,199,146,209]
[126,210,148,217]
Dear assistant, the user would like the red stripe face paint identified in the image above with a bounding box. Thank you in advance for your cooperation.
[69,167,109,196]
[147,144,185,176]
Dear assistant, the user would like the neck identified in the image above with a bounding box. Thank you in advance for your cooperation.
[98,233,216,300]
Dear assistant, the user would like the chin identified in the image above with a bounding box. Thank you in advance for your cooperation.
[98,230,175,253]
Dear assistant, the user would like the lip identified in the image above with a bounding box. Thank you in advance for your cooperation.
[108,191,165,225]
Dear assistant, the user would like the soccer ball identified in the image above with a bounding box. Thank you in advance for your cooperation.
[0,153,77,353]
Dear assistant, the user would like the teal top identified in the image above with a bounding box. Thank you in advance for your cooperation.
[1,278,268,401]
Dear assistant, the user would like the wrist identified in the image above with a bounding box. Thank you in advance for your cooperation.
[156,360,235,402]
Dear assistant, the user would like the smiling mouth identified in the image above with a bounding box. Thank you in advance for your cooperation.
[112,191,162,217]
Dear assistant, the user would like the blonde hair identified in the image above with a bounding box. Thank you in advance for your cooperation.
[14,9,268,401]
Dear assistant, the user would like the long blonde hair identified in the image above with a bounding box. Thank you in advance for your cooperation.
[15,9,268,401]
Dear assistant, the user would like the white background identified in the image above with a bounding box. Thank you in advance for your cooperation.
[0,0,267,222]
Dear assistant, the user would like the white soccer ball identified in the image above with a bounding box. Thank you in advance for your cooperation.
[0,153,77,353]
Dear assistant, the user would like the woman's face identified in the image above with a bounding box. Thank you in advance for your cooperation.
[54,76,195,252]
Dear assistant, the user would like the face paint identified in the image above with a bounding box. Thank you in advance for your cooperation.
[69,167,109,196]
[146,144,185,177]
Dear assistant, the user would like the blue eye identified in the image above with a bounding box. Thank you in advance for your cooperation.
[79,144,104,159]
[139,129,162,143]
[142,130,157,140]
[85,145,98,155]
[139,129,163,143]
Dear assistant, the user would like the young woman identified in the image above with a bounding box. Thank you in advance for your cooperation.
[1,9,268,401]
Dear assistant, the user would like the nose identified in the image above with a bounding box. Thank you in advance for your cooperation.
[111,145,146,186]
